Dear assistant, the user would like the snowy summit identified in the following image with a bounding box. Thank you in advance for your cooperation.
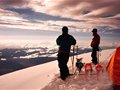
[0,49,115,90]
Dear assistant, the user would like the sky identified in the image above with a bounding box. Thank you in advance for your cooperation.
[0,0,120,48]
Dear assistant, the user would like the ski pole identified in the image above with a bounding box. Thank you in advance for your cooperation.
[97,51,99,63]
[71,45,75,74]
[97,47,102,64]
[76,45,78,59]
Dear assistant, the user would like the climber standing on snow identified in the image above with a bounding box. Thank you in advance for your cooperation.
[90,28,100,65]
[56,26,76,80]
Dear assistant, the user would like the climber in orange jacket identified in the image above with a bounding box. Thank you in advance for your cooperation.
[90,28,100,65]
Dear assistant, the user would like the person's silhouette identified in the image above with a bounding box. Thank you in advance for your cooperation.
[56,26,76,80]
[90,28,100,65]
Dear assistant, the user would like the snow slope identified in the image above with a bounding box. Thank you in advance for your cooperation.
[0,49,115,90]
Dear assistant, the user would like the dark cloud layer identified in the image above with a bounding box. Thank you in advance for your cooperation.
[1,0,120,19]
[0,0,120,32]
[0,0,29,8]
[6,8,84,22]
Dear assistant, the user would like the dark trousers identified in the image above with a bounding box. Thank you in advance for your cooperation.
[57,52,69,80]
[113,84,120,90]
[91,46,99,65]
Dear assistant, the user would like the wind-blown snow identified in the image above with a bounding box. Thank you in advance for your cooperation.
[0,49,115,90]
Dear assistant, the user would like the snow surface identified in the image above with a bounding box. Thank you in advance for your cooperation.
[0,49,115,90]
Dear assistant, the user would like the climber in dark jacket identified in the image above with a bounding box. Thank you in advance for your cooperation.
[90,28,100,65]
[56,26,76,80]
